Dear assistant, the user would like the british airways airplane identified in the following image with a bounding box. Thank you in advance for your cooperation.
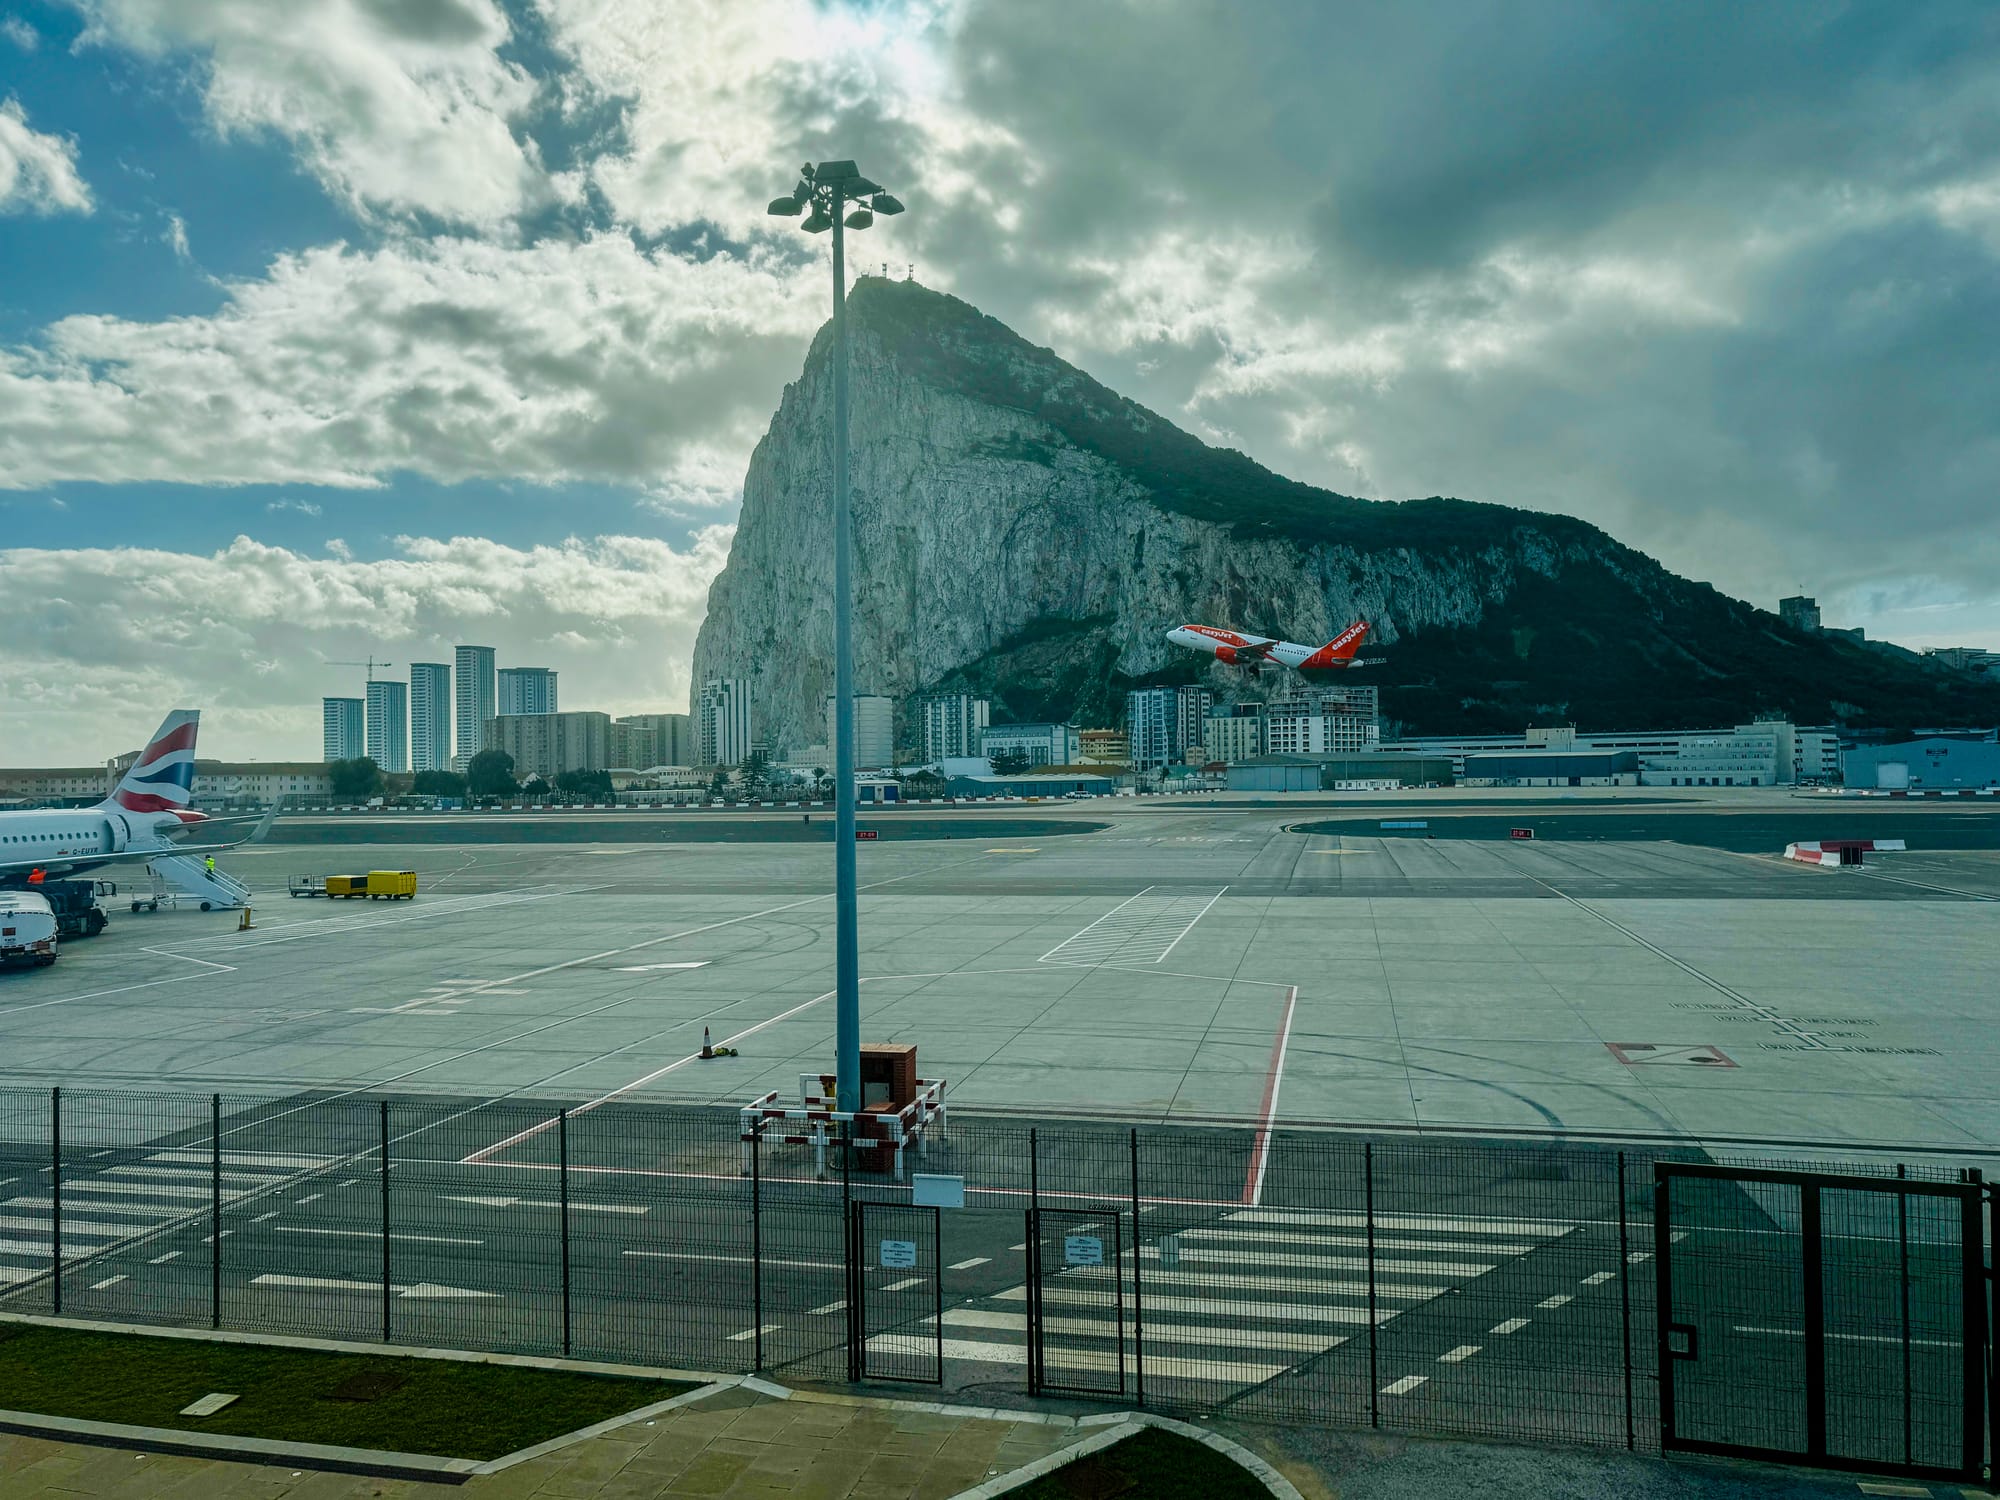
[1165,620,1378,677]
[0,710,217,883]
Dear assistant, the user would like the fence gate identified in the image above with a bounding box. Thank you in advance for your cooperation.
[848,1200,942,1385]
[1657,1163,1986,1483]
[1027,1206,1126,1397]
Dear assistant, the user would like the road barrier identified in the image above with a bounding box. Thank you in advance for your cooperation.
[0,1085,1985,1483]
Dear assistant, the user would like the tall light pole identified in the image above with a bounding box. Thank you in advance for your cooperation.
[769,161,904,1115]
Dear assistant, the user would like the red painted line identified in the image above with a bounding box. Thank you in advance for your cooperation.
[1241,985,1300,1206]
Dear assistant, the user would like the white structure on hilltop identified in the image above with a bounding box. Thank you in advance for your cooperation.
[698,679,755,766]
[1127,686,1213,770]
[498,666,559,717]
[454,645,496,761]
[919,694,990,762]
[409,662,452,773]
[364,680,409,773]
[825,694,895,770]
[322,697,364,762]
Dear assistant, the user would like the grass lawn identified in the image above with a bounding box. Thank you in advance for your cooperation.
[1012,1425,1271,1499]
[0,1323,694,1460]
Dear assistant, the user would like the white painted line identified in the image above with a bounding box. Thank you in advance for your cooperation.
[948,1257,991,1271]
[1669,1231,1686,1242]
[1438,1345,1480,1363]
[1626,1251,1650,1263]
[1381,1375,1429,1396]
[148,1251,181,1265]
[1243,983,1298,1208]
[295,1194,322,1205]
[1155,887,1227,963]
[1142,1247,1496,1278]
[275,1227,484,1246]
[1856,1485,1935,1498]
[880,1277,925,1293]
[614,963,711,972]
[622,1250,843,1271]
[1226,1209,1573,1237]
[941,1309,1343,1354]
[151,1151,330,1170]
[726,1324,780,1342]
[1734,1325,1962,1350]
[1185,1228,1539,1257]
[807,1300,847,1316]
[6,1198,180,1220]
[249,1212,279,1224]
[0,1215,141,1240]
[1536,1294,1573,1310]
[104,1167,272,1185]
[250,1273,496,1299]
[1581,1271,1615,1285]
[1491,1318,1529,1335]
[88,1275,127,1290]
[441,1194,645,1215]
[1059,1266,1452,1299]
[875,1334,1286,1383]
[999,1286,1391,1325]
[38,1181,213,1201]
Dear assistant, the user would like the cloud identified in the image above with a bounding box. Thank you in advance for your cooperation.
[265,497,321,515]
[0,231,821,493]
[2,16,37,49]
[163,211,190,261]
[0,97,93,215]
[71,0,547,226]
[0,528,732,760]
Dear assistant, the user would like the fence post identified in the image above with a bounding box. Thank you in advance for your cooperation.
[751,1118,763,1372]
[560,1108,572,1360]
[1365,1141,1377,1428]
[1130,1127,1144,1407]
[49,1086,60,1316]
[843,1120,859,1385]
[1028,1128,1040,1397]
[1617,1151,1633,1450]
[1897,1164,1911,1469]
[379,1100,391,1342]
[211,1093,222,1330]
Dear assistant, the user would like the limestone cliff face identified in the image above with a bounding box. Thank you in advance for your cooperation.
[693,278,1999,749]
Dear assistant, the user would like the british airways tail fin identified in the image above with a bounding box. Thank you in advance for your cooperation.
[100,710,201,818]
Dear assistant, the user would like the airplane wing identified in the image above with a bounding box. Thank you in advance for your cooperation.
[1234,635,1281,658]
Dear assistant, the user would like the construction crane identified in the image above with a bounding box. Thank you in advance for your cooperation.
[326,657,398,683]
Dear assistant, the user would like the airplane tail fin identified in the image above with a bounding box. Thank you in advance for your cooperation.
[1322,620,1369,659]
[101,710,201,819]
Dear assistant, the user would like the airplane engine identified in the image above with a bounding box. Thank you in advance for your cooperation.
[1213,646,1240,665]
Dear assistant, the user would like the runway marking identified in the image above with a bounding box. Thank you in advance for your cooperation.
[872,1334,1286,1383]
[1243,984,1299,1206]
[88,1275,127,1290]
[613,963,710,972]
[148,1252,180,1265]
[252,1273,495,1300]
[1491,1319,1528,1334]
[1228,1209,1575,1237]
[275,1227,484,1246]
[1536,1294,1573,1309]
[1038,887,1228,966]
[948,1257,991,1271]
[942,1310,1344,1354]
[1381,1375,1428,1396]
[880,1276,925,1293]
[1734,1324,1961,1349]
[441,1194,645,1215]
[1581,1270,1615,1285]
[998,1285,1390,1324]
[1438,1344,1480,1363]
[807,1300,847,1315]
[726,1324,780,1342]
[622,1250,844,1271]
[295,1194,322,1205]
[1141,1246,1496,1278]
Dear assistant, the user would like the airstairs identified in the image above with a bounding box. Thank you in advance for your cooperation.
[144,853,252,910]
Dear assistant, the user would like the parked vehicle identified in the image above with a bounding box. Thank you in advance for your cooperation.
[365,870,417,900]
[37,878,111,938]
[287,875,327,898]
[325,875,368,899]
[0,891,58,967]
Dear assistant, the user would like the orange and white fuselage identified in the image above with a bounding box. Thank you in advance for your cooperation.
[1165,620,1373,676]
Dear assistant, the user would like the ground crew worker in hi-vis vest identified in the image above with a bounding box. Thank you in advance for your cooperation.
[204,855,217,877]
[27,867,44,885]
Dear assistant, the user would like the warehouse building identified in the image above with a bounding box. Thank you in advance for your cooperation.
[1226,755,1454,792]
[1842,737,2000,790]
[1462,750,1640,787]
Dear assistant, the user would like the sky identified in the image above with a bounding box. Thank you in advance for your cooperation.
[2,0,1999,762]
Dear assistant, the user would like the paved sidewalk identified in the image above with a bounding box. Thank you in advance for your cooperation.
[0,1383,1084,1500]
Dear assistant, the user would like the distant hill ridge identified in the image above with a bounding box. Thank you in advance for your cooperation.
[692,276,2000,750]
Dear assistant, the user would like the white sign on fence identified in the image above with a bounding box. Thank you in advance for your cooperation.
[911,1174,965,1209]
[1063,1234,1105,1267]
[879,1239,918,1270]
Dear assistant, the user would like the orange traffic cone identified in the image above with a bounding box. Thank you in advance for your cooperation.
[700,1027,715,1060]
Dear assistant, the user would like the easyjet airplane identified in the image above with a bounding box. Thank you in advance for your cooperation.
[0,710,224,883]
[1164,620,1379,677]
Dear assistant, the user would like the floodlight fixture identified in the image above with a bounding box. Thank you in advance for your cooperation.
[801,207,833,234]
[844,209,873,229]
[871,193,904,216]
[768,196,801,216]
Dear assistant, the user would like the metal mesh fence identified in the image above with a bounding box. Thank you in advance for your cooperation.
[0,1083,1985,1475]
